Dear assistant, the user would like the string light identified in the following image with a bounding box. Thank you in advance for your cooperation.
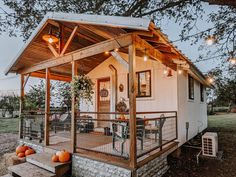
[114,48,119,52]
[229,57,236,65]
[208,77,214,84]
[205,35,216,46]
[105,51,110,55]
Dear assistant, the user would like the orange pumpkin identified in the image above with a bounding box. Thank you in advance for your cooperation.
[58,150,70,163]
[18,152,25,158]
[25,149,35,156]
[16,145,28,155]
[52,154,59,162]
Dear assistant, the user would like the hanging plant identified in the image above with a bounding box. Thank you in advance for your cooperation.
[71,75,94,109]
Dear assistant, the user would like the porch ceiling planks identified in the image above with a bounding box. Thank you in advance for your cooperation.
[19,33,133,75]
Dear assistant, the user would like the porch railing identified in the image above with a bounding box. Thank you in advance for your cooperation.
[20,111,177,162]
[75,111,177,160]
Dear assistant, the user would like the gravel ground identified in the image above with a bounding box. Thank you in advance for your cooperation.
[0,133,18,175]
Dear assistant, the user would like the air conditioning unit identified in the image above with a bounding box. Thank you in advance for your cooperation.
[202,132,218,157]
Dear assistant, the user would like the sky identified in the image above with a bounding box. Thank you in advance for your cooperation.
[0,2,220,94]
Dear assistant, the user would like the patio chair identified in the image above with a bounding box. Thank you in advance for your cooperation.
[112,118,145,155]
[112,122,129,156]
[145,114,166,142]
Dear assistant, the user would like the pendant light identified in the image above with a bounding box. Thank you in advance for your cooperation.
[42,26,59,44]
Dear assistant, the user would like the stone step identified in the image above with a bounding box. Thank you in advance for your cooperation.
[0,174,13,177]
[8,162,56,177]
[26,153,71,176]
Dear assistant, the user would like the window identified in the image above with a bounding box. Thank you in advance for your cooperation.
[200,83,204,102]
[188,75,194,100]
[128,70,151,98]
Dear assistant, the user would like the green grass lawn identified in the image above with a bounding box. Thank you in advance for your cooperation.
[208,113,236,131]
[0,118,19,134]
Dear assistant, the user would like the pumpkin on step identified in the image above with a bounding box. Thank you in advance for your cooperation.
[58,150,71,163]
[18,152,25,158]
[16,145,28,155]
[25,149,35,156]
[52,154,59,162]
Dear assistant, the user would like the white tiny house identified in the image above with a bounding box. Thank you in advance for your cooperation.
[5,12,212,177]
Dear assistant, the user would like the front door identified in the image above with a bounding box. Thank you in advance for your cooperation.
[97,78,110,127]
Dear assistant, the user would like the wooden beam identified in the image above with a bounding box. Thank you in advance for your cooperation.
[133,31,153,37]
[128,43,137,169]
[60,26,78,56]
[134,35,165,62]
[30,71,71,82]
[110,51,128,70]
[19,34,133,75]
[48,44,59,57]
[19,74,24,139]
[71,60,78,153]
[44,68,50,146]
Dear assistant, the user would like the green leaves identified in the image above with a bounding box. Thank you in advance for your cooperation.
[71,75,94,109]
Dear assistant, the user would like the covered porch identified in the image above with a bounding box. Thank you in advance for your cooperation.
[6,13,183,170]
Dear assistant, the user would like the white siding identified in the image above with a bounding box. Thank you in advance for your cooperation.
[177,71,208,146]
[79,53,207,146]
[80,54,178,113]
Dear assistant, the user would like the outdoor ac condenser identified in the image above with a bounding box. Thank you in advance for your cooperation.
[202,132,218,157]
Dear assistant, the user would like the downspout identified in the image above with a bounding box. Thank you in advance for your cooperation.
[109,64,118,105]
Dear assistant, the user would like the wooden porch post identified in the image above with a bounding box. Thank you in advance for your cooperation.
[19,74,24,139]
[128,42,137,168]
[71,60,78,153]
[44,68,51,146]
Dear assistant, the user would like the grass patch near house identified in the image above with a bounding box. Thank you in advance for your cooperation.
[165,113,236,177]
[0,118,19,134]
[208,113,236,131]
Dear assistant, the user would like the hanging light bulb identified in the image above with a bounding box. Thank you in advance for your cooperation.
[178,66,183,75]
[143,48,148,62]
[205,35,216,46]
[105,51,110,55]
[163,67,168,75]
[144,55,148,62]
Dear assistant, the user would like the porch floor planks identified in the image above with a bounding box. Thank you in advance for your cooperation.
[49,132,112,152]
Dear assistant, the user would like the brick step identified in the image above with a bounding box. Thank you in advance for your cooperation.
[8,162,56,177]
[26,153,71,176]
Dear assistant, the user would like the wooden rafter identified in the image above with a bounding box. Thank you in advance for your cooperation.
[19,33,133,75]
[48,44,59,57]
[80,25,115,39]
[60,25,78,56]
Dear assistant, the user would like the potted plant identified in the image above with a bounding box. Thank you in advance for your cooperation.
[71,75,94,109]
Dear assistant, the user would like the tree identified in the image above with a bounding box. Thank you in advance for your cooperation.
[0,93,19,117]
[56,82,71,112]
[207,67,236,112]
[24,80,46,110]
[0,0,235,73]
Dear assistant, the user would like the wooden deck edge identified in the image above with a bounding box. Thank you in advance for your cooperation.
[136,142,179,168]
